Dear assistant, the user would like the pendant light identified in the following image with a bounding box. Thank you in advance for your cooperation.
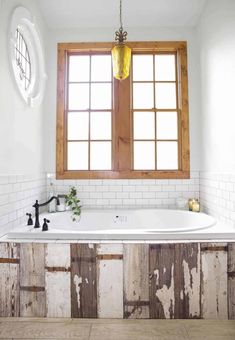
[111,0,131,80]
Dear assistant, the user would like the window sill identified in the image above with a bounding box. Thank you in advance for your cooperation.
[56,170,190,180]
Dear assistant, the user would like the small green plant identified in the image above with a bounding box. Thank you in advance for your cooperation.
[65,186,81,222]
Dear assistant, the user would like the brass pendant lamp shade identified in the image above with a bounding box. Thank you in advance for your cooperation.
[112,0,131,80]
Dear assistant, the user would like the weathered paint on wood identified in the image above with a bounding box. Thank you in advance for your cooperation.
[123,244,149,319]
[97,244,123,255]
[174,243,200,319]
[71,244,97,318]
[20,243,46,317]
[0,241,234,320]
[149,244,175,319]
[45,244,71,317]
[201,243,228,319]
[97,244,123,318]
[0,243,19,316]
[228,243,235,319]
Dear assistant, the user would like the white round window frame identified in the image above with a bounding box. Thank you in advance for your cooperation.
[9,6,47,107]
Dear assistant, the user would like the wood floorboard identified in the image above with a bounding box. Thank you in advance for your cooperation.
[0,319,234,340]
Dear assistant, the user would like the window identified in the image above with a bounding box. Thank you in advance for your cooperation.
[67,54,112,170]
[56,42,190,179]
[14,28,31,91]
[9,6,47,107]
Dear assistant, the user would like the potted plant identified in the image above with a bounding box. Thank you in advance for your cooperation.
[65,186,82,222]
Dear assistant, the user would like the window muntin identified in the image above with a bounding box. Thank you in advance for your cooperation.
[14,28,31,91]
[9,6,47,107]
[56,42,190,179]
[66,54,112,171]
[132,53,178,171]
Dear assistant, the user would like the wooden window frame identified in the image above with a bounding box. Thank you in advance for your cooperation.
[56,41,190,179]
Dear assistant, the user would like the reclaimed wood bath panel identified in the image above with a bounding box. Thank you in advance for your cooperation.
[149,244,175,319]
[20,243,46,317]
[149,244,200,319]
[0,243,20,316]
[0,241,234,319]
[45,244,71,317]
[228,243,235,319]
[97,244,123,318]
[71,244,97,318]
[124,244,149,318]
[174,243,200,319]
[201,243,228,319]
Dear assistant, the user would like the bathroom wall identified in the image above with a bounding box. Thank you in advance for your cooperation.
[44,26,201,207]
[0,0,48,235]
[0,0,47,174]
[198,0,235,225]
[0,174,46,235]
[47,172,199,209]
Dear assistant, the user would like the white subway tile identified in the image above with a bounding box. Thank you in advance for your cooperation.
[129,192,142,199]
[143,192,155,199]
[116,192,129,199]
[103,192,116,199]
[123,186,136,192]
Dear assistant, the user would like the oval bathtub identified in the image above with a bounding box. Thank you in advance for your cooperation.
[6,208,234,241]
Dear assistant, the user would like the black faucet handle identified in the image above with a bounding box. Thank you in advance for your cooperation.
[42,218,50,231]
[26,213,33,226]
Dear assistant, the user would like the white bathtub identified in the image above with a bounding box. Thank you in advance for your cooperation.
[5,208,235,241]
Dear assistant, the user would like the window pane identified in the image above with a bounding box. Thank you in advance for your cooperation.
[155,55,176,81]
[67,142,88,170]
[91,83,111,109]
[134,111,155,140]
[157,112,178,140]
[91,55,111,81]
[69,55,90,82]
[134,141,155,170]
[155,83,176,109]
[90,112,111,140]
[68,84,89,110]
[67,112,89,140]
[133,83,154,109]
[90,142,111,170]
[157,141,178,170]
[132,55,153,81]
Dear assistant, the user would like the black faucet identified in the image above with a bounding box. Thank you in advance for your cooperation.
[33,197,60,228]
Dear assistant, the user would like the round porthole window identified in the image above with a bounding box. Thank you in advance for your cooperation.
[9,6,47,107]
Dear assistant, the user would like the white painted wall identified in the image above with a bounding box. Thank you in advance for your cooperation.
[198,0,235,173]
[44,26,201,173]
[0,0,47,174]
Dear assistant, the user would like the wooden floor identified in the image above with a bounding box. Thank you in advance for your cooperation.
[0,318,235,340]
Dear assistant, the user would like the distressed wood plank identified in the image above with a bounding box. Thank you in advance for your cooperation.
[123,244,149,319]
[201,243,228,319]
[20,243,46,317]
[97,244,123,318]
[174,243,200,319]
[149,244,175,319]
[228,243,235,319]
[0,243,19,317]
[97,244,123,255]
[71,243,97,318]
[45,244,71,317]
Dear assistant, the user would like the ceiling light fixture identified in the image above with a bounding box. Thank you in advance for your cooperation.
[111,0,131,80]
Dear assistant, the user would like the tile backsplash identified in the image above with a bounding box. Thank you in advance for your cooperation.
[0,174,46,235]
[1,170,235,236]
[200,172,235,226]
[47,172,200,209]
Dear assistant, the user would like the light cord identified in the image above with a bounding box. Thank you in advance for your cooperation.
[119,0,123,29]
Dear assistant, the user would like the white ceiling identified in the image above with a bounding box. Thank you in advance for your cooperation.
[37,0,207,29]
